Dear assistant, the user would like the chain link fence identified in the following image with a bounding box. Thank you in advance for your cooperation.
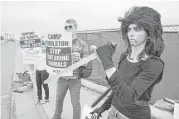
[77,26,179,102]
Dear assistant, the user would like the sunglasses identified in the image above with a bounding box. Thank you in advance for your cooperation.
[64,25,73,30]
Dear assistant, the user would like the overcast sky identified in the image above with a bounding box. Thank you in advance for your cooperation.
[1,0,179,38]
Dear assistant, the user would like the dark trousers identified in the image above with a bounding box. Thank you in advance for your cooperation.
[36,69,49,100]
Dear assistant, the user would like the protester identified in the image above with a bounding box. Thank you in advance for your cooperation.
[90,6,165,119]
[52,18,89,119]
[36,41,50,104]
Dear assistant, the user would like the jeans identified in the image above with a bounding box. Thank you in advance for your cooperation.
[36,70,49,100]
[52,77,81,119]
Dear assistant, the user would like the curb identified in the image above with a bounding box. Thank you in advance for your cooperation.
[1,94,12,119]
[11,74,16,119]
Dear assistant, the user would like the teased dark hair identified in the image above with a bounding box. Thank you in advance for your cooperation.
[118,6,165,59]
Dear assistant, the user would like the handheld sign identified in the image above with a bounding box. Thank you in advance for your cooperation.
[20,31,41,64]
[46,32,73,76]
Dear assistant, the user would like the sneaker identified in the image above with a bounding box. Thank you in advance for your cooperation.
[45,99,49,103]
[36,99,41,105]
[36,99,45,105]
[40,100,46,104]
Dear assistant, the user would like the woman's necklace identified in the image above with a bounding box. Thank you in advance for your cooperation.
[127,54,139,63]
[128,54,136,60]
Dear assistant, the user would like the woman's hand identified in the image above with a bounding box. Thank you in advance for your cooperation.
[90,107,106,119]
[90,42,117,70]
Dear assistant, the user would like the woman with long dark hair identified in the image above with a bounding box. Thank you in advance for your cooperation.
[91,6,165,119]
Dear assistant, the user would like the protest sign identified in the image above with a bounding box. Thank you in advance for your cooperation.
[46,32,73,76]
[19,31,42,64]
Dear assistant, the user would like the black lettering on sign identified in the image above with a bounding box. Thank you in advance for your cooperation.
[49,48,61,55]
[25,35,38,40]
[46,54,70,61]
[47,60,67,68]
[46,41,70,47]
[21,32,35,36]
[46,47,71,54]
[48,34,62,39]
[24,40,35,44]
[53,70,61,73]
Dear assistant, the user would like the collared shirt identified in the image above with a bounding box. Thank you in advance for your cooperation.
[64,38,88,79]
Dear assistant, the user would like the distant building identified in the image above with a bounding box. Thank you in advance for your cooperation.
[163,25,179,33]
[78,25,179,33]
[1,33,15,42]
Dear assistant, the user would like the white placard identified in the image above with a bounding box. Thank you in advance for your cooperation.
[46,32,73,76]
[20,31,41,64]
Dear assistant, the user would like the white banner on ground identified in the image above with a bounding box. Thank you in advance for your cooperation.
[20,31,41,64]
[46,32,73,76]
